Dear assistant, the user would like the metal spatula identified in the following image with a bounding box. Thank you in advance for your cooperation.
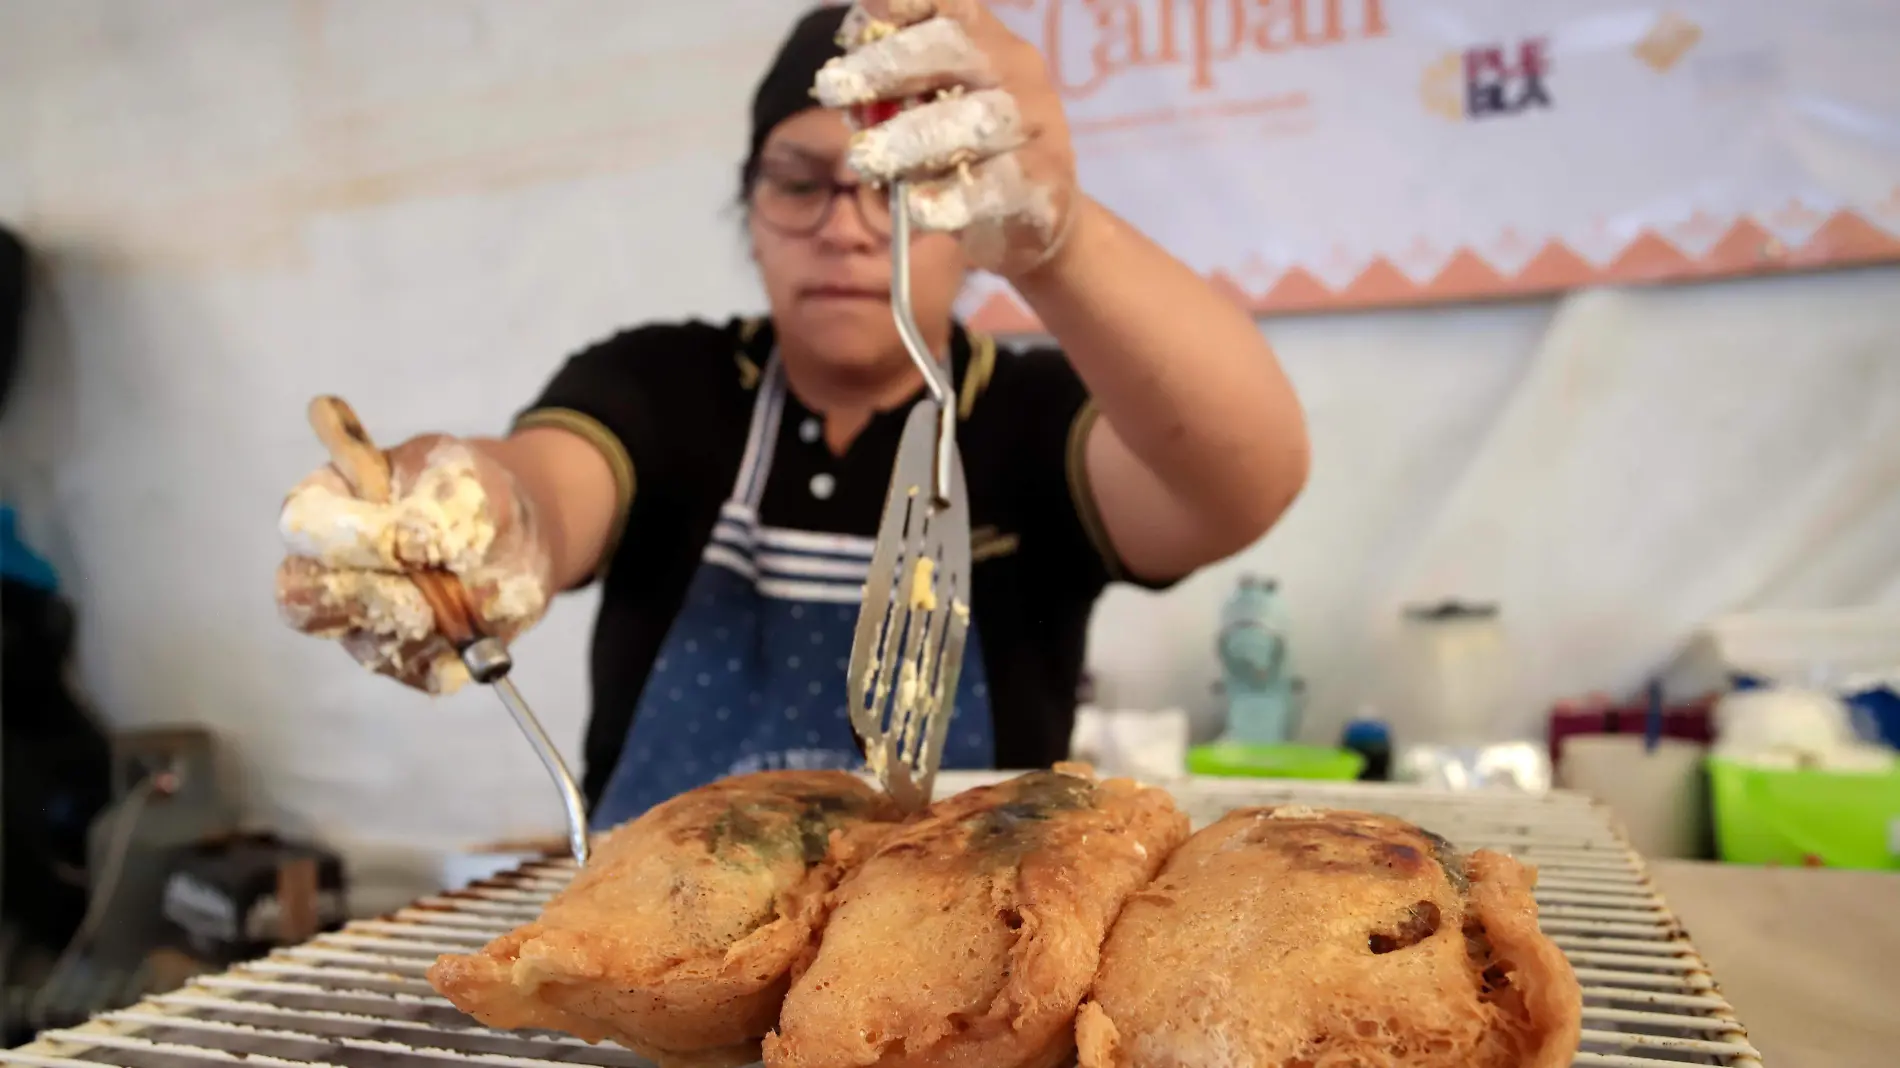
[306,396,592,865]
[845,181,973,814]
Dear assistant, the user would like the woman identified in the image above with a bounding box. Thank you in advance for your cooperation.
[275,1,1309,827]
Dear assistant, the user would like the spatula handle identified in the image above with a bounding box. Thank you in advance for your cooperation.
[887,180,957,506]
[305,395,479,646]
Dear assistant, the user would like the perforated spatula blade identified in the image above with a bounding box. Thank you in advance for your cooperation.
[844,179,973,812]
[847,400,972,812]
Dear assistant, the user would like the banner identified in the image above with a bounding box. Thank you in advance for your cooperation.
[959,0,1900,332]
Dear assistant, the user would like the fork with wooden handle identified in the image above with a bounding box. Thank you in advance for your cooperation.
[306,396,591,866]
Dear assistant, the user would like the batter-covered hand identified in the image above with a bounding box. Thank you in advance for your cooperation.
[273,435,552,695]
[815,0,1079,278]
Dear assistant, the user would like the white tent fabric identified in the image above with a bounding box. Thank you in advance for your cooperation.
[1088,271,1900,746]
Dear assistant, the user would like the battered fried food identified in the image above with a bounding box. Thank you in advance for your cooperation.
[764,764,1189,1068]
[1075,806,1582,1068]
[428,771,905,1068]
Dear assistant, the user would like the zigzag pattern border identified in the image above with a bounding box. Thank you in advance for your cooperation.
[966,208,1900,334]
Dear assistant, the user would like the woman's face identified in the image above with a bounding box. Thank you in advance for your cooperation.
[748,108,968,379]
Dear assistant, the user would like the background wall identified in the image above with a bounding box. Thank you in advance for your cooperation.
[3,1,1897,902]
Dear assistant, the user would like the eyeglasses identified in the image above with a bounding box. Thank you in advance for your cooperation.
[749,161,892,239]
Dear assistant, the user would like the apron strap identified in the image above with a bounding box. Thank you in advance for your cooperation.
[730,351,785,511]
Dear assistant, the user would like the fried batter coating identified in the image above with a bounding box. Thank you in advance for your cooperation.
[1075,806,1582,1068]
[428,771,905,1068]
[764,764,1190,1068]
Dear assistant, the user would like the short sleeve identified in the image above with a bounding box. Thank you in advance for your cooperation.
[511,319,745,583]
[981,341,1181,595]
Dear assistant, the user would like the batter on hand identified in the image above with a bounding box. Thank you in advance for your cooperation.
[814,0,1079,278]
[274,435,552,694]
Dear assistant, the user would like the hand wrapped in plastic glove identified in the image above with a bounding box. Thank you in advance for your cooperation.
[274,435,552,695]
[816,0,1079,279]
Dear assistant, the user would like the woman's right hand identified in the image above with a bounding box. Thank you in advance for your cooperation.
[274,434,554,695]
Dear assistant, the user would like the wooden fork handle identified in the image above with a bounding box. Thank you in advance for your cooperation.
[308,396,394,505]
[409,573,479,647]
[306,395,480,647]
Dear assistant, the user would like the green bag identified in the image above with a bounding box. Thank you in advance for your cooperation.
[1707,756,1900,870]
[1186,742,1366,781]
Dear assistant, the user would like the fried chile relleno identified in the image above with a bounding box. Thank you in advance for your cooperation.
[764,765,1190,1068]
[1075,806,1582,1068]
[427,771,905,1068]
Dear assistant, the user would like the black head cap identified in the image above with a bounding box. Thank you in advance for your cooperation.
[741,5,851,195]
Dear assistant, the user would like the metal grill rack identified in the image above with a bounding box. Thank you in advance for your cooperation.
[4,776,1762,1068]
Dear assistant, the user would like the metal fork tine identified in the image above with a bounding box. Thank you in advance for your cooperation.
[848,397,973,807]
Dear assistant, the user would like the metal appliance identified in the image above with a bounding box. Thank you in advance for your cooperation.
[1395,600,1510,745]
[1215,575,1300,743]
[20,726,238,1032]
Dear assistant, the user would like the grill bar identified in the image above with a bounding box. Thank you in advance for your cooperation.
[5,776,1763,1067]
[73,1012,592,1068]
[190,975,456,1009]
[1578,988,1732,1011]
[143,991,591,1046]
[1572,967,1721,990]
[1542,915,1679,931]
[239,961,442,993]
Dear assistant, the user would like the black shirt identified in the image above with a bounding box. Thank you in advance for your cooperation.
[515,316,1168,806]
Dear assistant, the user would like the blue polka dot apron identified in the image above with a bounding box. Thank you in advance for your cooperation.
[590,352,996,826]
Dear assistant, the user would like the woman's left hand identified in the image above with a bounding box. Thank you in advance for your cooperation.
[815,0,1079,280]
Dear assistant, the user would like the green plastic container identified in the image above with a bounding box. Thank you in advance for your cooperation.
[1707,756,1900,870]
[1186,742,1366,781]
